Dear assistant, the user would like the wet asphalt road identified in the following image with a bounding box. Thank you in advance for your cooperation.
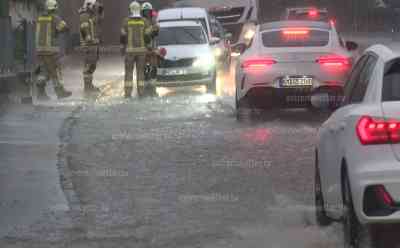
[1,54,346,248]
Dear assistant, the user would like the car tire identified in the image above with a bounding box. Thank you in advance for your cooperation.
[236,89,244,121]
[342,172,376,248]
[207,71,217,94]
[315,153,332,227]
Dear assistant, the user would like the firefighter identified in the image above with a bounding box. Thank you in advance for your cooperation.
[35,0,72,100]
[79,0,104,94]
[120,1,153,98]
[141,2,160,91]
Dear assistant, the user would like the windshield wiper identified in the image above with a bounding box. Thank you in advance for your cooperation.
[180,28,202,44]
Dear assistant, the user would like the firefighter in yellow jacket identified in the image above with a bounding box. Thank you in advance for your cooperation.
[120,1,154,98]
[35,0,71,100]
[79,0,104,94]
[141,2,160,87]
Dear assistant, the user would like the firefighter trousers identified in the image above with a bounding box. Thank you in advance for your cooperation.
[36,54,64,88]
[83,46,99,86]
[125,54,145,88]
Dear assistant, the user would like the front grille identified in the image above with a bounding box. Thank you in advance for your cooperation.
[223,23,244,44]
[159,58,196,68]
[211,7,245,24]
[158,73,207,82]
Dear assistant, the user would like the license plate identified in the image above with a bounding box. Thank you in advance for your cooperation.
[281,77,313,87]
[165,69,185,76]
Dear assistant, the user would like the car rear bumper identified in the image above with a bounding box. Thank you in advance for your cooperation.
[237,85,343,108]
[155,74,213,87]
[350,156,400,224]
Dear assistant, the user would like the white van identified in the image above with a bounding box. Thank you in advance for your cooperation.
[173,0,259,46]
[158,8,231,68]
[158,8,214,40]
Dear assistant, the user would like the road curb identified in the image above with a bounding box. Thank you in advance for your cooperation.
[57,106,83,214]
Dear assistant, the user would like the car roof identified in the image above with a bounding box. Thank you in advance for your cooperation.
[174,0,249,8]
[260,21,331,31]
[158,8,208,20]
[366,44,400,62]
[159,20,203,28]
[286,7,328,12]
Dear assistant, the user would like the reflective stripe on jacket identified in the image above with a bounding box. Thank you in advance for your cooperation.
[36,14,66,54]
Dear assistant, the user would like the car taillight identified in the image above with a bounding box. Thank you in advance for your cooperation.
[308,10,318,17]
[282,28,310,36]
[356,116,400,145]
[375,185,395,206]
[241,58,276,71]
[159,47,167,57]
[317,55,351,68]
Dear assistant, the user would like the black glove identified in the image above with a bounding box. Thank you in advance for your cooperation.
[97,3,104,15]
[120,35,127,45]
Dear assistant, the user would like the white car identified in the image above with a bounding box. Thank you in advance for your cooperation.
[158,7,229,68]
[282,7,330,23]
[316,44,400,248]
[234,21,358,119]
[173,0,259,47]
[155,21,217,93]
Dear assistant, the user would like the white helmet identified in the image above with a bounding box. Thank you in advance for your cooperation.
[129,1,142,17]
[46,0,58,11]
[83,0,97,10]
[142,2,153,10]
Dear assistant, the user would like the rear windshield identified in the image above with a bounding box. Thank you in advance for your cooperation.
[158,26,207,46]
[383,61,400,101]
[262,29,329,48]
[287,12,329,22]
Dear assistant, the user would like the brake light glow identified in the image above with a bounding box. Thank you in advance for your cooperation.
[356,116,400,145]
[309,10,318,17]
[282,29,310,36]
[241,58,276,71]
[375,185,395,206]
[317,55,351,68]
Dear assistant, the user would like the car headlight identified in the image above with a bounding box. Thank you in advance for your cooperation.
[193,55,215,69]
[213,47,223,58]
[244,29,255,41]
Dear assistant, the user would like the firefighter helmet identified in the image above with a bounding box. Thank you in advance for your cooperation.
[83,0,97,10]
[46,0,58,11]
[142,2,153,10]
[130,1,142,17]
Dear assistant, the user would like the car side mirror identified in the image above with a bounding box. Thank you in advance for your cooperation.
[346,41,359,51]
[231,43,248,55]
[209,37,221,45]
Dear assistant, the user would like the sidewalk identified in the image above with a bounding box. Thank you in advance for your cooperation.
[0,104,70,238]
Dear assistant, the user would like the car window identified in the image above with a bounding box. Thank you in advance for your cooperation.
[383,60,400,102]
[349,55,378,103]
[343,55,369,103]
[262,29,329,47]
[157,26,207,45]
[210,18,224,38]
[287,11,329,22]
